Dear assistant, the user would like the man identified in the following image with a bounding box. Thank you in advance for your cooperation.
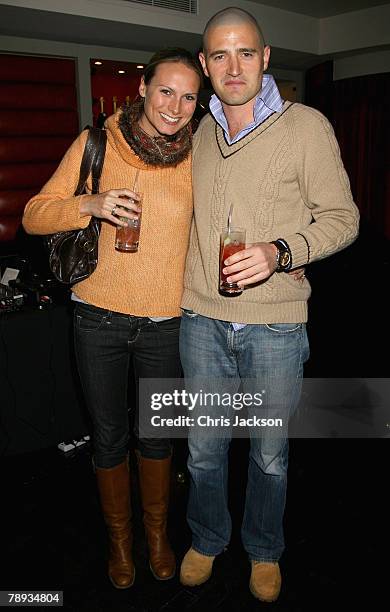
[179,7,359,603]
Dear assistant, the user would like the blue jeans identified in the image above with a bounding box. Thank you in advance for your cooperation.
[179,311,309,562]
[74,302,182,468]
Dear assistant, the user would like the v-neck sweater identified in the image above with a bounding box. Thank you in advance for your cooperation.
[182,101,359,324]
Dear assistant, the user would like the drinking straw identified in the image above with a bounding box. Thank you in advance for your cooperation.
[133,168,140,193]
[227,202,233,234]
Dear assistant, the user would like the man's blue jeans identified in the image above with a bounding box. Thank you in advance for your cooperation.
[179,311,309,562]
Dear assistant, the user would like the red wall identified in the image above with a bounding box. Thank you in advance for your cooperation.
[0,55,79,242]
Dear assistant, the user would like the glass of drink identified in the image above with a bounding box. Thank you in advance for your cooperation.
[219,227,246,296]
[115,193,142,252]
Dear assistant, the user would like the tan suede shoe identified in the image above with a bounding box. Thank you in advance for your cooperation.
[180,548,215,586]
[249,561,281,602]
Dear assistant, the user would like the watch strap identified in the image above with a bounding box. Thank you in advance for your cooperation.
[270,238,292,272]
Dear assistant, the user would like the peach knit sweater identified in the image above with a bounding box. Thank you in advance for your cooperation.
[23,111,193,316]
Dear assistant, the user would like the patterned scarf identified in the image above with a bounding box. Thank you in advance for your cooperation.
[118,98,192,167]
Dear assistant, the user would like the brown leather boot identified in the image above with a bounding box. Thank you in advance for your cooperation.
[137,455,176,580]
[95,459,135,589]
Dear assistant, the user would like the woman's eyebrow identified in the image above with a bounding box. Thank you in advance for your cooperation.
[156,83,198,95]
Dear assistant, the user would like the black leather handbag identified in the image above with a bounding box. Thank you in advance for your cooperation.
[44,126,107,284]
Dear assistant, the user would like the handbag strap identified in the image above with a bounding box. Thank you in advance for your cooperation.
[74,126,107,196]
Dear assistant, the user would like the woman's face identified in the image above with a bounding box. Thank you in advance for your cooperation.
[138,61,200,137]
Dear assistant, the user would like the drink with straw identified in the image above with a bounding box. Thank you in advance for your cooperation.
[219,227,246,295]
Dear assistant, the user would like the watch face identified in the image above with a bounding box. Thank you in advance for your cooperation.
[279,251,291,268]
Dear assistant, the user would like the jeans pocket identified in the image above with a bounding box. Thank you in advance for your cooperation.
[265,323,302,334]
[181,308,199,319]
[75,306,108,332]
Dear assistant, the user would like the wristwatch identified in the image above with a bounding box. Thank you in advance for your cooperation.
[270,239,292,272]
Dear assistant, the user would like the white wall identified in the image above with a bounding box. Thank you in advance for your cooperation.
[334,49,390,81]
[320,4,390,54]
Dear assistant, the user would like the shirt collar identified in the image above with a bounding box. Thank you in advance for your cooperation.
[254,73,284,118]
[209,74,283,142]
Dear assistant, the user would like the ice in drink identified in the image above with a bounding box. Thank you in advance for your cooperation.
[219,228,246,296]
[115,195,142,252]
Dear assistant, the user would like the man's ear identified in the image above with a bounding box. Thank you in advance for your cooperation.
[139,76,146,98]
[199,52,209,78]
[263,45,271,71]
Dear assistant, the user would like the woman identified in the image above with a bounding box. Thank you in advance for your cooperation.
[23,48,203,589]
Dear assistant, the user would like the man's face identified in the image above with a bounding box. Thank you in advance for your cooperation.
[199,21,270,110]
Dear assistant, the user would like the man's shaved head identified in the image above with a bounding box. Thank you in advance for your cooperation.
[203,7,265,53]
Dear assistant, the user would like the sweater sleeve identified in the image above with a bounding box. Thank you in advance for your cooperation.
[22,129,93,235]
[285,105,359,268]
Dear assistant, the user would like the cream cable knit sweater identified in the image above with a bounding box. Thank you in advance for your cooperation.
[182,102,359,323]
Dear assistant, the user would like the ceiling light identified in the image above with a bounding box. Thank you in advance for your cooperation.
[94,61,102,65]
[136,65,144,69]
[118,70,125,74]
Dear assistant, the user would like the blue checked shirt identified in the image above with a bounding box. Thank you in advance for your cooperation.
[209,75,283,329]
[209,74,283,145]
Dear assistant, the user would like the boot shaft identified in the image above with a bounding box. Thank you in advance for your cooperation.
[137,454,175,580]
[137,455,171,528]
[96,459,132,530]
[95,459,134,588]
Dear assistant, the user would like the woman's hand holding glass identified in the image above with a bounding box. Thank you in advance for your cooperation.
[79,188,141,226]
